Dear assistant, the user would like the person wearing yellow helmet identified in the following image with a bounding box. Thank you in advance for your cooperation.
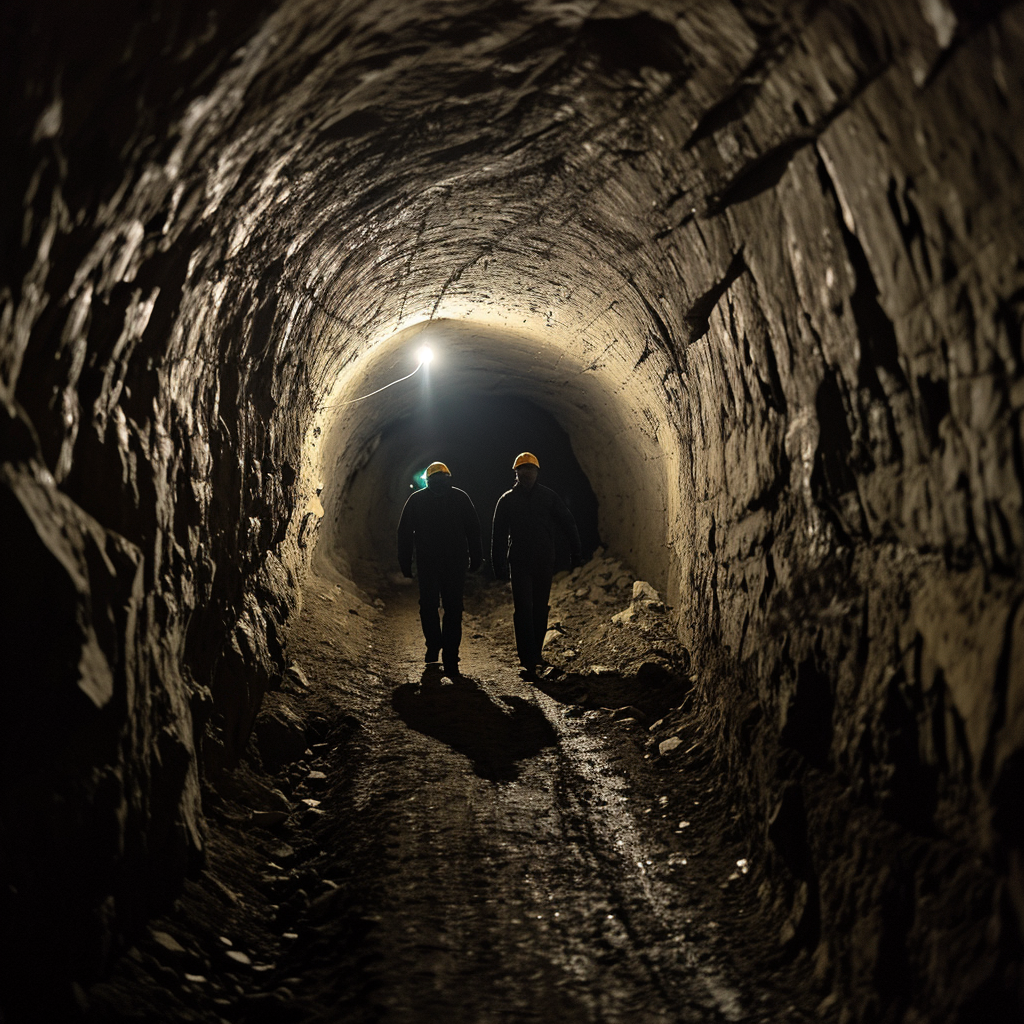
[398,461,482,675]
[491,452,581,678]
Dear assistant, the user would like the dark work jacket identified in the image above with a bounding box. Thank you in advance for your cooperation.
[491,482,581,578]
[397,476,482,576]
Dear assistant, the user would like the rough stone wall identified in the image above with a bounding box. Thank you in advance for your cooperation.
[670,7,1024,1015]
[1,0,1022,1017]
[0,0,309,1002]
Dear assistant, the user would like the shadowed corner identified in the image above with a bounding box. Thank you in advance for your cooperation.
[391,672,558,782]
[530,661,693,720]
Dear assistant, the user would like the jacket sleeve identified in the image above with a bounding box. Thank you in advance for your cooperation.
[552,491,582,565]
[463,493,483,570]
[490,495,510,579]
[397,494,415,575]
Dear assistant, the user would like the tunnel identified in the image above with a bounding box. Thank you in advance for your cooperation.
[2,0,1023,1020]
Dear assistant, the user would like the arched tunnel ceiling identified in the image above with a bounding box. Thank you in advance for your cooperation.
[3,0,1024,1018]
[148,0,1021,598]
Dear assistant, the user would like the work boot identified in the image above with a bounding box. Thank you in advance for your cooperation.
[442,646,459,676]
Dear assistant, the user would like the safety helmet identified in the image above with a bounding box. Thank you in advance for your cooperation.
[425,462,451,477]
[512,452,540,470]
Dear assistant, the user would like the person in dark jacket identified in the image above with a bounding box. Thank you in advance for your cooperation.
[491,452,581,677]
[398,461,482,675]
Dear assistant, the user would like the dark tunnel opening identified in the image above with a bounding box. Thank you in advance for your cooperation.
[312,318,673,599]
[2,0,1024,1020]
[337,388,602,578]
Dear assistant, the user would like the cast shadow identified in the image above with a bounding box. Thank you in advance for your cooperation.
[391,671,558,782]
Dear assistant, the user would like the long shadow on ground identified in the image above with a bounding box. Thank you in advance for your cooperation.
[392,671,558,782]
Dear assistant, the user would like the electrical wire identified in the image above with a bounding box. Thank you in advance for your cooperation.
[319,346,433,409]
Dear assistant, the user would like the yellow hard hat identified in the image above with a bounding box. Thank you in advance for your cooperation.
[513,452,539,470]
[425,462,450,477]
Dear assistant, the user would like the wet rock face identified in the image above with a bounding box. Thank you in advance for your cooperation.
[1,0,1022,1016]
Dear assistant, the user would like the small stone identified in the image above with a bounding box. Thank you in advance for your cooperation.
[588,664,616,676]
[612,705,648,725]
[184,973,207,984]
[269,842,296,865]
[151,930,186,955]
[255,705,308,768]
[308,770,327,781]
[283,664,310,689]
[632,580,660,603]
[250,810,289,828]
[658,736,683,755]
[226,950,252,966]
[611,607,635,625]
[574,587,589,599]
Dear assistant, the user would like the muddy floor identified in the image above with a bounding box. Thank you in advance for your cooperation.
[85,554,837,1024]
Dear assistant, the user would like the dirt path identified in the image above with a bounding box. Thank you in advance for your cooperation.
[86,562,831,1024]
[270,577,763,1024]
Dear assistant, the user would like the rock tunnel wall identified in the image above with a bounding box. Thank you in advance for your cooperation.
[2,0,1022,1016]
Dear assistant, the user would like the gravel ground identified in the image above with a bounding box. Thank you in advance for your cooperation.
[84,554,837,1024]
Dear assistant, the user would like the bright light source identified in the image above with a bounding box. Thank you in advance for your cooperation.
[414,468,428,488]
[320,342,434,409]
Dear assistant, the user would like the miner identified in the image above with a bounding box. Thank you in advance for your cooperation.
[398,462,482,676]
[491,452,581,677]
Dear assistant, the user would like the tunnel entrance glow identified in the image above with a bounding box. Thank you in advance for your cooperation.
[312,319,677,595]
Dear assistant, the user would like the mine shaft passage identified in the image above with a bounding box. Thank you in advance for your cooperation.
[2,1,1022,1021]
[313,319,675,596]
[331,388,602,577]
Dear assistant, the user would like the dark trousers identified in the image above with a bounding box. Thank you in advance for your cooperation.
[510,565,552,668]
[418,565,465,665]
